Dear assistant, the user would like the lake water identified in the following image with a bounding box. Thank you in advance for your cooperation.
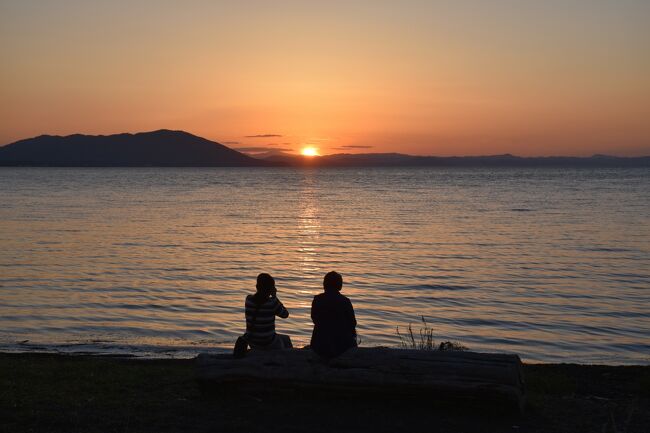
[0,167,648,364]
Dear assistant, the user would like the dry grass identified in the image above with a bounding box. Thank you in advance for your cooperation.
[396,316,467,351]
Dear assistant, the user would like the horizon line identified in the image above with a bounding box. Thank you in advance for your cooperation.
[2,129,648,160]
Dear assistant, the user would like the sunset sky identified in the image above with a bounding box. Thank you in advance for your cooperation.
[1,0,649,156]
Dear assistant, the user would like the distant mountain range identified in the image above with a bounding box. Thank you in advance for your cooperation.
[264,151,650,168]
[1,130,648,167]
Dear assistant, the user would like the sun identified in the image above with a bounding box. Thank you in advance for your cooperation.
[301,147,319,157]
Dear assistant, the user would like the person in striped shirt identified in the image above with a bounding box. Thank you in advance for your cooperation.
[244,273,292,350]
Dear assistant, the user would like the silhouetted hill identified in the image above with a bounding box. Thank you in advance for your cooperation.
[0,130,273,166]
[261,152,650,168]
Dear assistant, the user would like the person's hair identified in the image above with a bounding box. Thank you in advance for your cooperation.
[323,271,343,293]
[254,273,275,304]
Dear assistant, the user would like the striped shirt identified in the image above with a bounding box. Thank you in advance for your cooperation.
[245,295,289,347]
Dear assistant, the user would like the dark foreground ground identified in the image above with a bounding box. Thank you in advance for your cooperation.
[1,353,648,433]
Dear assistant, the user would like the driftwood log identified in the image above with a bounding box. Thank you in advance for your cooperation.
[196,347,525,411]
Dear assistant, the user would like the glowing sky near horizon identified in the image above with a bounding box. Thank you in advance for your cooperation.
[1,0,649,156]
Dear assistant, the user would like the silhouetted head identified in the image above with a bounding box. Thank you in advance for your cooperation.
[323,271,343,293]
[255,273,275,300]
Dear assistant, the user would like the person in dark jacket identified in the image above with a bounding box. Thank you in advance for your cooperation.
[310,271,357,358]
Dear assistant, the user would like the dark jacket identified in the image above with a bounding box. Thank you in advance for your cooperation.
[310,291,357,358]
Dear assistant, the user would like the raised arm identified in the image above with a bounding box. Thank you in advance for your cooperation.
[274,297,289,318]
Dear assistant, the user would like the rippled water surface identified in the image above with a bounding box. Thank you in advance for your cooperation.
[1,167,649,363]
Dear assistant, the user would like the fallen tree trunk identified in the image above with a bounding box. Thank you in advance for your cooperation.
[196,347,525,411]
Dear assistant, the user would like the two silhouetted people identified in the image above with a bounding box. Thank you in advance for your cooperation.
[310,271,358,358]
[239,271,357,358]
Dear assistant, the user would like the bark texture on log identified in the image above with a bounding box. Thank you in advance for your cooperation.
[196,347,525,410]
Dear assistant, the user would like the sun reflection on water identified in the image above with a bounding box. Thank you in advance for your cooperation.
[298,172,321,279]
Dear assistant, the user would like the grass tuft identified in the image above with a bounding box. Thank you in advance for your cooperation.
[396,316,467,351]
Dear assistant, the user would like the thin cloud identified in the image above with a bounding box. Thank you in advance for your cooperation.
[235,146,293,152]
[222,141,240,145]
[244,134,283,138]
[332,145,374,150]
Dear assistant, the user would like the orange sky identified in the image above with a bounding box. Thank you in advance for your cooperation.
[1,1,649,156]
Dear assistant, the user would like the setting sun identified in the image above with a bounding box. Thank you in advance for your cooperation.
[301,147,319,157]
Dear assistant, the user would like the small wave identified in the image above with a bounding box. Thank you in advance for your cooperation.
[197,240,274,246]
[580,247,635,253]
[392,284,476,292]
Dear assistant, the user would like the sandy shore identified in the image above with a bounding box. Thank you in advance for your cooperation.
[1,353,648,433]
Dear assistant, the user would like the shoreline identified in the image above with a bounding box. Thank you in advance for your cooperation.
[2,342,649,366]
[2,352,649,433]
